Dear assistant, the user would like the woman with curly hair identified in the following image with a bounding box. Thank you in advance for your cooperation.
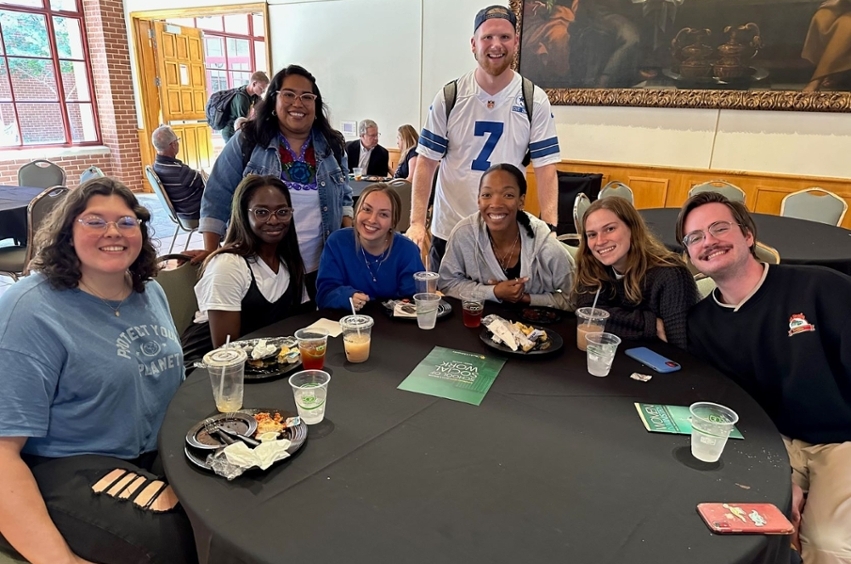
[572,197,698,348]
[200,64,352,298]
[0,178,196,563]
[183,175,307,362]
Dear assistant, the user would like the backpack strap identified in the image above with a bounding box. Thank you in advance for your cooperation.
[521,76,534,124]
[443,79,458,124]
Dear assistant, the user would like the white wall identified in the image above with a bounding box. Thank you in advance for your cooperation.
[127,0,851,179]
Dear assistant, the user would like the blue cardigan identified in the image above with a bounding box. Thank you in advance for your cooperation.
[316,229,424,310]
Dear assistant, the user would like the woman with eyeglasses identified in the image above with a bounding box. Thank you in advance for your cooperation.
[199,65,352,299]
[572,197,698,349]
[183,175,307,363]
[0,178,196,564]
[316,183,424,311]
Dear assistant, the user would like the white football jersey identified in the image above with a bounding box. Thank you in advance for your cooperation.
[418,70,561,240]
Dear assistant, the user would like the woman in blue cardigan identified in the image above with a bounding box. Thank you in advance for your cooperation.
[316,183,424,310]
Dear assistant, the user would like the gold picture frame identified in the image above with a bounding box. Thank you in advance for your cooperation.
[510,0,851,112]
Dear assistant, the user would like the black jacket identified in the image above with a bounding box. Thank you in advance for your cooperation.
[345,140,389,176]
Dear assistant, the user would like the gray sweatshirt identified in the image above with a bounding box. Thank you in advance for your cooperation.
[438,211,575,311]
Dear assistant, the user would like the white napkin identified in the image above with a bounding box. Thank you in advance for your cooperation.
[223,438,292,471]
[305,318,342,337]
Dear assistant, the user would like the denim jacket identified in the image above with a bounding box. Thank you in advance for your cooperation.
[199,128,353,238]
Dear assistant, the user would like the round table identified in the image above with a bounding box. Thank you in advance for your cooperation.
[641,207,851,275]
[160,302,792,564]
[0,186,43,243]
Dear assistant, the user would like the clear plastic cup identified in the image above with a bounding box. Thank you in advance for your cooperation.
[289,370,331,425]
[585,332,621,377]
[576,307,610,352]
[203,347,247,413]
[413,292,441,330]
[340,314,374,363]
[295,327,329,370]
[353,167,365,179]
[461,291,485,328]
[689,402,739,462]
[413,271,439,295]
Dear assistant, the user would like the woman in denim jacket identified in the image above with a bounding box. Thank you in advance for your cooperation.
[200,65,353,297]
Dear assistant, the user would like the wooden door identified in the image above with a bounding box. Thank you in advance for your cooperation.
[153,21,212,172]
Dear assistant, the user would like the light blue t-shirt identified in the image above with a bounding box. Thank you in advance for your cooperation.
[0,274,185,459]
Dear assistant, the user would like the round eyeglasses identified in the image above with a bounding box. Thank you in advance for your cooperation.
[682,221,741,247]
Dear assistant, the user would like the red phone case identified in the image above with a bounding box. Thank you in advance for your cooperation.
[697,503,794,534]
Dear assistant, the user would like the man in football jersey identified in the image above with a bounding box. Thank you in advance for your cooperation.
[406,5,561,267]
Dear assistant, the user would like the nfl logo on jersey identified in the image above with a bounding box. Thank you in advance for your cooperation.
[511,93,525,114]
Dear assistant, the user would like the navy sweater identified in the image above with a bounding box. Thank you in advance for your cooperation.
[688,264,851,444]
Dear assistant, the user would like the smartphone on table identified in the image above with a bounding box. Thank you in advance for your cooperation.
[625,347,681,373]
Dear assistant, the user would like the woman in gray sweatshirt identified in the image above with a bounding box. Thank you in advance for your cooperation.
[438,164,575,311]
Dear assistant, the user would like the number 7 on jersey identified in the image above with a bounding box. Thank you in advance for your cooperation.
[471,121,504,171]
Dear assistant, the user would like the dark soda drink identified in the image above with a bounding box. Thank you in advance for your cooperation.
[462,302,484,328]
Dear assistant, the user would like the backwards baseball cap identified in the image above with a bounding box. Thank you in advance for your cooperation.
[473,5,517,33]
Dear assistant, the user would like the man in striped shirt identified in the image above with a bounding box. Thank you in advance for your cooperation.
[151,125,205,221]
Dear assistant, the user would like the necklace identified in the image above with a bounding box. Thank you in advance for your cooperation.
[361,245,390,283]
[79,276,131,317]
[488,230,520,274]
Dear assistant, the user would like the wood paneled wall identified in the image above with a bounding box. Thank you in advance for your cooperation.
[526,161,851,230]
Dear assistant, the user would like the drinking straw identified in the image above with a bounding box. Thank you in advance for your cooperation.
[218,334,230,404]
[589,288,601,325]
[348,297,361,336]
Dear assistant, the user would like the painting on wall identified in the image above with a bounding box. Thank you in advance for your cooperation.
[511,0,851,111]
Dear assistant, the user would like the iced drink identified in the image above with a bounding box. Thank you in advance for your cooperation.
[585,332,621,377]
[340,314,374,363]
[295,328,329,370]
[289,370,330,425]
[414,293,441,330]
[203,347,247,413]
[461,292,485,328]
[576,307,610,352]
[413,271,439,294]
[690,402,739,462]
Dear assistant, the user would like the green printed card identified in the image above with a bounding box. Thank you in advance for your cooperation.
[634,403,744,440]
[397,346,506,406]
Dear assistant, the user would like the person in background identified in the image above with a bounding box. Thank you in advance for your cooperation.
[151,125,205,220]
[407,5,561,268]
[0,178,195,564]
[439,163,574,310]
[346,119,390,177]
[678,192,851,564]
[199,64,352,298]
[571,197,697,349]
[316,183,424,311]
[183,175,307,363]
[393,124,419,182]
[222,71,269,142]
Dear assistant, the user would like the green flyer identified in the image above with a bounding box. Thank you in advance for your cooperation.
[634,403,744,440]
[397,346,506,406]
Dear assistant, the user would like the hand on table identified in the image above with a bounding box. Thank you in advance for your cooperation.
[488,278,529,303]
[352,292,370,311]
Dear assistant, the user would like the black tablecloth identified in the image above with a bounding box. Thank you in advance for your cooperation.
[0,186,42,243]
[160,302,792,564]
[641,207,851,275]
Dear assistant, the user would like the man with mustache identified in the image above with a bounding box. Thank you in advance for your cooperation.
[406,4,561,270]
[677,191,851,564]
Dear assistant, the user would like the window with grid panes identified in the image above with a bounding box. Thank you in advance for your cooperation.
[0,0,99,147]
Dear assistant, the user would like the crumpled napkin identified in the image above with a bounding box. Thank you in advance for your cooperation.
[207,438,292,480]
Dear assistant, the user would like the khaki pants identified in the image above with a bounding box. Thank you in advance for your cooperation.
[783,437,851,564]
